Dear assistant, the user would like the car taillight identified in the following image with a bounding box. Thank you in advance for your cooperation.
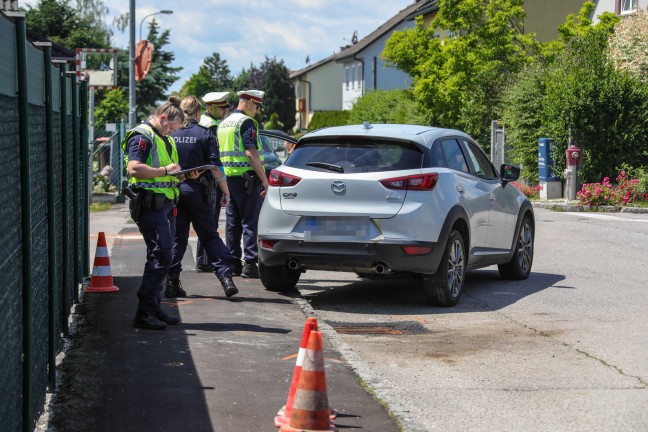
[402,246,433,255]
[268,170,301,187]
[380,173,438,190]
[260,240,277,250]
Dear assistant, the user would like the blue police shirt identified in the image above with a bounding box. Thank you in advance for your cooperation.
[126,121,173,164]
[171,119,223,179]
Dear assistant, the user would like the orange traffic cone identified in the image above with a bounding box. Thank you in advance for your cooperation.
[86,232,119,293]
[280,330,337,432]
[275,317,319,427]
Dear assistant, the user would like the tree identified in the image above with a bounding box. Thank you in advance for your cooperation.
[179,52,233,98]
[383,0,538,147]
[263,59,295,131]
[94,88,128,126]
[127,19,182,121]
[229,57,295,129]
[24,0,111,49]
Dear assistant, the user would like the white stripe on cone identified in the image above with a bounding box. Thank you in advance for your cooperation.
[92,266,113,277]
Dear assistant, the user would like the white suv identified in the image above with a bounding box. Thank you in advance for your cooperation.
[258,124,534,306]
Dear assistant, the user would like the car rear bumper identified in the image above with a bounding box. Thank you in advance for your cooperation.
[258,239,445,274]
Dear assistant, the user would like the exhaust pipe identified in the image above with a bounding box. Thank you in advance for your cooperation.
[372,263,392,274]
[288,259,299,270]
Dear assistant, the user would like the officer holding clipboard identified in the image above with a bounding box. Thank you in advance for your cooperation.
[122,96,186,330]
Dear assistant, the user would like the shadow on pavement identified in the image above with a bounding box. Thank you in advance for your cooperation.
[297,269,566,315]
[48,275,214,432]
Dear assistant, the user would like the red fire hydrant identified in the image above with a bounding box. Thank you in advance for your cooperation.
[565,146,581,167]
[564,146,581,200]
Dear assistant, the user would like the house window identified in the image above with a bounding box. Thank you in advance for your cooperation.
[345,67,349,90]
[620,0,638,14]
[372,56,377,90]
[351,65,355,90]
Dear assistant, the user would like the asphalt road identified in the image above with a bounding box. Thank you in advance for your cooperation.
[293,208,648,432]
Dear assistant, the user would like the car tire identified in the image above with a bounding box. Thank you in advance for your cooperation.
[498,215,534,280]
[421,229,465,307]
[259,261,301,292]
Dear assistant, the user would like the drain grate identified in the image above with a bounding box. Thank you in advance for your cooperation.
[330,321,428,335]
[334,326,405,335]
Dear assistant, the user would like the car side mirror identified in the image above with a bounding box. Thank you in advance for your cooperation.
[500,164,520,186]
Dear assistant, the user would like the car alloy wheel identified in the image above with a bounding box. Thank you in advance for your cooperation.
[498,215,534,280]
[421,229,465,307]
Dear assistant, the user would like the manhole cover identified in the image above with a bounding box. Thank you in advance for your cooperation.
[334,326,405,335]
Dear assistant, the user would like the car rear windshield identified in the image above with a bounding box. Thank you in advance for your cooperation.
[284,138,423,173]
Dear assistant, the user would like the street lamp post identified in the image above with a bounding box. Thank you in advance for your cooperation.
[139,10,173,41]
[128,0,136,128]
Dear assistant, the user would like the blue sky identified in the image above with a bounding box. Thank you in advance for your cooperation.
[24,0,416,93]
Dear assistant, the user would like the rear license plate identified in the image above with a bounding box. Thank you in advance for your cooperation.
[304,217,370,241]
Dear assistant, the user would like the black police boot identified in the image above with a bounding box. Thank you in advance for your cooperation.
[165,274,187,298]
[196,260,214,273]
[241,262,259,279]
[232,260,243,277]
[133,310,167,330]
[218,275,239,298]
[195,262,214,273]
[155,308,181,325]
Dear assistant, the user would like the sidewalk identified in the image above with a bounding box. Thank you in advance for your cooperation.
[42,203,400,432]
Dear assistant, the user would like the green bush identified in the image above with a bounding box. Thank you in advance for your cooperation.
[502,29,648,184]
[619,164,648,195]
[347,89,425,125]
[307,111,350,131]
[501,63,550,182]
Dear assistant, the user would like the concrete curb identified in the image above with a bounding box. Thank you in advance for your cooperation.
[532,200,648,213]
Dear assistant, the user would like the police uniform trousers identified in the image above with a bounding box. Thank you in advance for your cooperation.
[136,200,176,313]
[171,181,235,279]
[196,188,223,267]
[226,175,263,264]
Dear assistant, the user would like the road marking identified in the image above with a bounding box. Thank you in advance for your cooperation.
[564,212,648,222]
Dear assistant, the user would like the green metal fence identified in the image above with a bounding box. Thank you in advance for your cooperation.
[0,11,89,432]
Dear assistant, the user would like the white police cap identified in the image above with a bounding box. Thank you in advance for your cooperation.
[202,91,231,108]
[237,90,264,106]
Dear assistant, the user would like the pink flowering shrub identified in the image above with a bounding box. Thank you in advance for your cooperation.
[512,182,543,199]
[577,170,648,206]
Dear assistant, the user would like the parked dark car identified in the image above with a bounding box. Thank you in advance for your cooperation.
[259,134,283,175]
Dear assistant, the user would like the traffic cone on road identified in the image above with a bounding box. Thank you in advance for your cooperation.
[280,330,338,432]
[275,317,319,427]
[86,232,119,293]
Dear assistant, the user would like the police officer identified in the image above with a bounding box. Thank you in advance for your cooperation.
[218,90,269,278]
[122,96,185,330]
[195,91,231,272]
[168,95,239,298]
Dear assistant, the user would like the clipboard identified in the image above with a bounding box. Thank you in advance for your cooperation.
[169,164,219,177]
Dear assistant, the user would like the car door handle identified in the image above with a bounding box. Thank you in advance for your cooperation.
[456,186,464,193]
[489,193,496,201]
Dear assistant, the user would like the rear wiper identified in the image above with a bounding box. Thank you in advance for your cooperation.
[305,162,344,173]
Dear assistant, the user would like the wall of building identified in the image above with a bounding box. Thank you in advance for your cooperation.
[592,0,648,23]
[363,32,413,92]
[293,60,343,130]
[524,0,586,42]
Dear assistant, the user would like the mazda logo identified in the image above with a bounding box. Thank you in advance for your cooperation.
[331,180,346,194]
